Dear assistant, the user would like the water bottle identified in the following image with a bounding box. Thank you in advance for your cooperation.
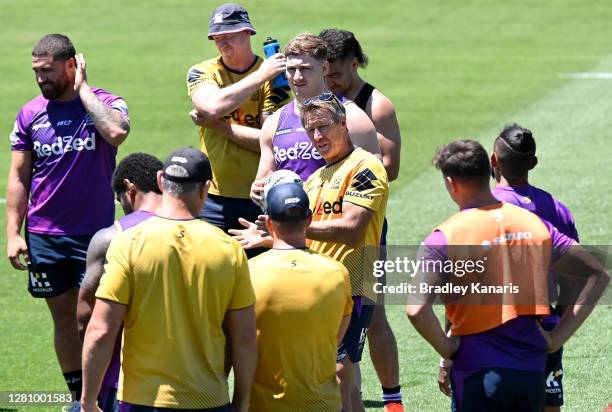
[263,37,289,88]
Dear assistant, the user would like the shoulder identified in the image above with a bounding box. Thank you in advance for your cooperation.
[352,148,387,178]
[188,56,221,73]
[17,95,47,119]
[370,88,396,120]
[89,224,118,255]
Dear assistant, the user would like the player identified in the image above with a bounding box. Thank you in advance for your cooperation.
[6,33,130,402]
[187,3,291,239]
[81,147,257,412]
[407,139,609,412]
[249,32,380,207]
[249,183,353,411]
[320,28,403,411]
[76,153,163,412]
[491,124,578,411]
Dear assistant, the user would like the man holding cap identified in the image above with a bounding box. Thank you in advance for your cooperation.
[81,147,257,412]
[187,3,291,242]
[249,182,353,412]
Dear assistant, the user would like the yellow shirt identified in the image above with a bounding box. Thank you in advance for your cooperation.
[187,56,291,198]
[304,148,388,300]
[97,216,255,408]
[248,248,353,412]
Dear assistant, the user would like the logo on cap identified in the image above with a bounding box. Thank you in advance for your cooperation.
[213,13,224,23]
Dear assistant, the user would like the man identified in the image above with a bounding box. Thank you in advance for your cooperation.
[77,153,163,412]
[249,183,353,412]
[6,33,130,401]
[491,124,578,411]
[81,148,257,412]
[187,3,291,237]
[407,139,609,412]
[320,28,403,411]
[249,32,380,206]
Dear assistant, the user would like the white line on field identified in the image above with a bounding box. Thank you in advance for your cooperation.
[560,72,612,79]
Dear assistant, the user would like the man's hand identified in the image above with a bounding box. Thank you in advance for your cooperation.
[437,362,452,397]
[7,234,29,270]
[80,402,102,412]
[257,53,286,82]
[250,177,266,208]
[74,53,88,91]
[228,218,271,249]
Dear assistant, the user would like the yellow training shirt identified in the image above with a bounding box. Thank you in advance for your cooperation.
[304,148,388,300]
[187,56,291,198]
[97,216,255,409]
[248,248,353,412]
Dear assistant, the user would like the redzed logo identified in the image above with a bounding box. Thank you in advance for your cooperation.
[315,196,343,215]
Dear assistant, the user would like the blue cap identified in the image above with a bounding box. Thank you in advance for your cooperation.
[208,3,256,40]
[266,183,311,222]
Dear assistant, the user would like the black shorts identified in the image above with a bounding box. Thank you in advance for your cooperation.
[541,308,564,407]
[337,296,375,363]
[451,367,545,412]
[26,232,91,298]
[199,194,264,258]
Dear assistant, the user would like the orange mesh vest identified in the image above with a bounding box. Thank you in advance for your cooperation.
[436,202,551,336]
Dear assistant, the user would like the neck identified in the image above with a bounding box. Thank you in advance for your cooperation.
[132,193,162,214]
[495,175,530,188]
[55,85,79,102]
[326,144,354,165]
[293,85,329,114]
[457,188,499,210]
[272,234,307,249]
[344,74,366,100]
[222,52,256,72]
[157,195,200,220]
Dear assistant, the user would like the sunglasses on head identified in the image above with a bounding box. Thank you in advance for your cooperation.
[303,92,341,106]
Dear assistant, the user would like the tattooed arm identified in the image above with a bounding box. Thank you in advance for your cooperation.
[75,53,130,146]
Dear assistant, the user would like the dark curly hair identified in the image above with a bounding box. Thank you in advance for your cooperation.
[433,139,490,185]
[32,34,76,61]
[112,153,163,196]
[319,28,368,67]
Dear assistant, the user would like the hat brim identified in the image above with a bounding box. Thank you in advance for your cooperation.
[208,26,256,40]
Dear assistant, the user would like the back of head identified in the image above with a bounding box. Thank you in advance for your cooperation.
[284,32,327,62]
[32,34,75,61]
[319,28,368,67]
[494,123,536,180]
[112,153,163,196]
[266,183,311,235]
[162,147,212,197]
[433,139,491,186]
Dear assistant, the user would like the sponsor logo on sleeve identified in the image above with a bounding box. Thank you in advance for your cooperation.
[351,168,377,192]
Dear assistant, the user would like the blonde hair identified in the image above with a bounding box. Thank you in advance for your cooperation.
[284,32,327,62]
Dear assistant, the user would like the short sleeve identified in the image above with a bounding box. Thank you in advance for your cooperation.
[343,158,388,212]
[186,64,218,97]
[229,245,256,310]
[96,234,131,305]
[541,219,575,262]
[93,90,129,120]
[261,81,291,115]
[10,110,32,151]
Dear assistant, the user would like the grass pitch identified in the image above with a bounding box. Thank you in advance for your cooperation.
[1,1,611,410]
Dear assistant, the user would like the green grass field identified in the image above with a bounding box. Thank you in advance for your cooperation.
[1,1,611,410]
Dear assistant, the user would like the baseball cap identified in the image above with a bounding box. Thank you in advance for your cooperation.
[266,183,311,222]
[163,147,212,183]
[208,3,256,40]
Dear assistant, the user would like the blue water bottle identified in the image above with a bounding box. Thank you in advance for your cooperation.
[263,37,289,88]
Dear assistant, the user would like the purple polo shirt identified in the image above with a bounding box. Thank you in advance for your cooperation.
[10,89,128,236]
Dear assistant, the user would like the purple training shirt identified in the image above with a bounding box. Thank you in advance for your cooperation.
[101,211,154,395]
[272,96,349,181]
[10,89,129,236]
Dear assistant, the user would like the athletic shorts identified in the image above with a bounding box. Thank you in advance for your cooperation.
[98,385,119,412]
[199,193,264,258]
[451,367,545,412]
[541,307,564,407]
[118,402,231,412]
[26,232,92,298]
[337,296,375,363]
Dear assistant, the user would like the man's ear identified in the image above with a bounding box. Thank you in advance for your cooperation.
[201,180,211,198]
[445,175,457,193]
[321,60,329,76]
[351,57,359,70]
[265,215,274,234]
[529,156,538,170]
[156,171,164,193]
